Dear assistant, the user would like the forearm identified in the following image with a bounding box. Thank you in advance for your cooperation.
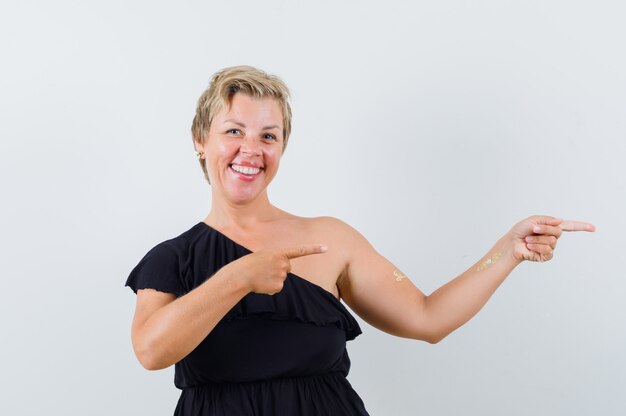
[423,233,521,342]
[136,263,249,370]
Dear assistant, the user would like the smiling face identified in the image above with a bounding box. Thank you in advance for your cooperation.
[195,92,285,205]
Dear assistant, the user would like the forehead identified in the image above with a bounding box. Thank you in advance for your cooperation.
[215,93,283,126]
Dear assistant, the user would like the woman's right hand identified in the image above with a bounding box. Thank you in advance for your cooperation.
[233,245,328,295]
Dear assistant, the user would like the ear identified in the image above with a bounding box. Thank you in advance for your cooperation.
[193,137,206,159]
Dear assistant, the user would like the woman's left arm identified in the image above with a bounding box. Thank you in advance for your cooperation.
[337,216,595,343]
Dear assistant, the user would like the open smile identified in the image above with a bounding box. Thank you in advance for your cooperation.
[229,163,264,181]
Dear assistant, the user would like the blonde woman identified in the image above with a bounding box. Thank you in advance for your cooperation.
[125,65,595,415]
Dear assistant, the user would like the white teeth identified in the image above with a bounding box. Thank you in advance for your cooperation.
[231,164,261,175]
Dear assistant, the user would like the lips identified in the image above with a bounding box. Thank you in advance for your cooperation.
[230,164,261,175]
[228,163,264,182]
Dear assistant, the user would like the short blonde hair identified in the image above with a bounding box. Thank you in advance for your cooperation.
[191,65,292,184]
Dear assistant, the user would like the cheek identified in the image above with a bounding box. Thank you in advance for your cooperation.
[265,147,282,163]
[265,156,281,173]
[210,142,238,164]
[215,140,231,154]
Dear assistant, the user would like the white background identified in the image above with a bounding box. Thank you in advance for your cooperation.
[1,1,624,415]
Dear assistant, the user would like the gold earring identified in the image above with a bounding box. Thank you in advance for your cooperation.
[195,150,204,158]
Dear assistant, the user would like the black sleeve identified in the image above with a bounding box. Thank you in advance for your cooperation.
[125,242,186,297]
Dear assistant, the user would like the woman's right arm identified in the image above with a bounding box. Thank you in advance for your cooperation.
[130,244,326,370]
[131,261,250,370]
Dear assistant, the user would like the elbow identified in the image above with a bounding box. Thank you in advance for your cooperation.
[413,308,447,344]
[137,349,171,371]
[132,325,176,371]
[137,352,160,371]
[413,324,449,344]
[409,328,447,344]
[135,345,157,371]
[133,339,171,371]
[423,331,447,344]
[417,297,452,344]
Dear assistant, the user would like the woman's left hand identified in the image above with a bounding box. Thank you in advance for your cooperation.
[508,215,596,263]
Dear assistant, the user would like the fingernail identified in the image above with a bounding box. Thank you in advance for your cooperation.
[319,245,328,252]
[533,226,542,233]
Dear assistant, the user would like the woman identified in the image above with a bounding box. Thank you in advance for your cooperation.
[125,65,595,415]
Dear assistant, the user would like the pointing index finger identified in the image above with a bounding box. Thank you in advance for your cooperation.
[284,244,328,259]
[559,220,596,232]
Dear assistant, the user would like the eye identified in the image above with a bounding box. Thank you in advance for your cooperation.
[263,133,277,141]
[226,128,242,135]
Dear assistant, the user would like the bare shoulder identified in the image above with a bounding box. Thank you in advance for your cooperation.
[298,216,374,257]
[302,216,363,240]
[273,211,373,257]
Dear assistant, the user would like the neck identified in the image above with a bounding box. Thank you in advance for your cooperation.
[205,189,279,231]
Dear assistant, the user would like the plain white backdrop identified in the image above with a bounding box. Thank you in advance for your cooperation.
[1,1,624,415]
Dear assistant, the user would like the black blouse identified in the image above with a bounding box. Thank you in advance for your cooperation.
[126,222,369,415]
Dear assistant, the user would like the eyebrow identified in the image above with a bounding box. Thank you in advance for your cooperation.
[223,119,280,130]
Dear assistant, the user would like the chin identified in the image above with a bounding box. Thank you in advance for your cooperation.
[225,187,264,204]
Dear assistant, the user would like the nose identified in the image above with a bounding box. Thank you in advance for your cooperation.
[240,136,262,156]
